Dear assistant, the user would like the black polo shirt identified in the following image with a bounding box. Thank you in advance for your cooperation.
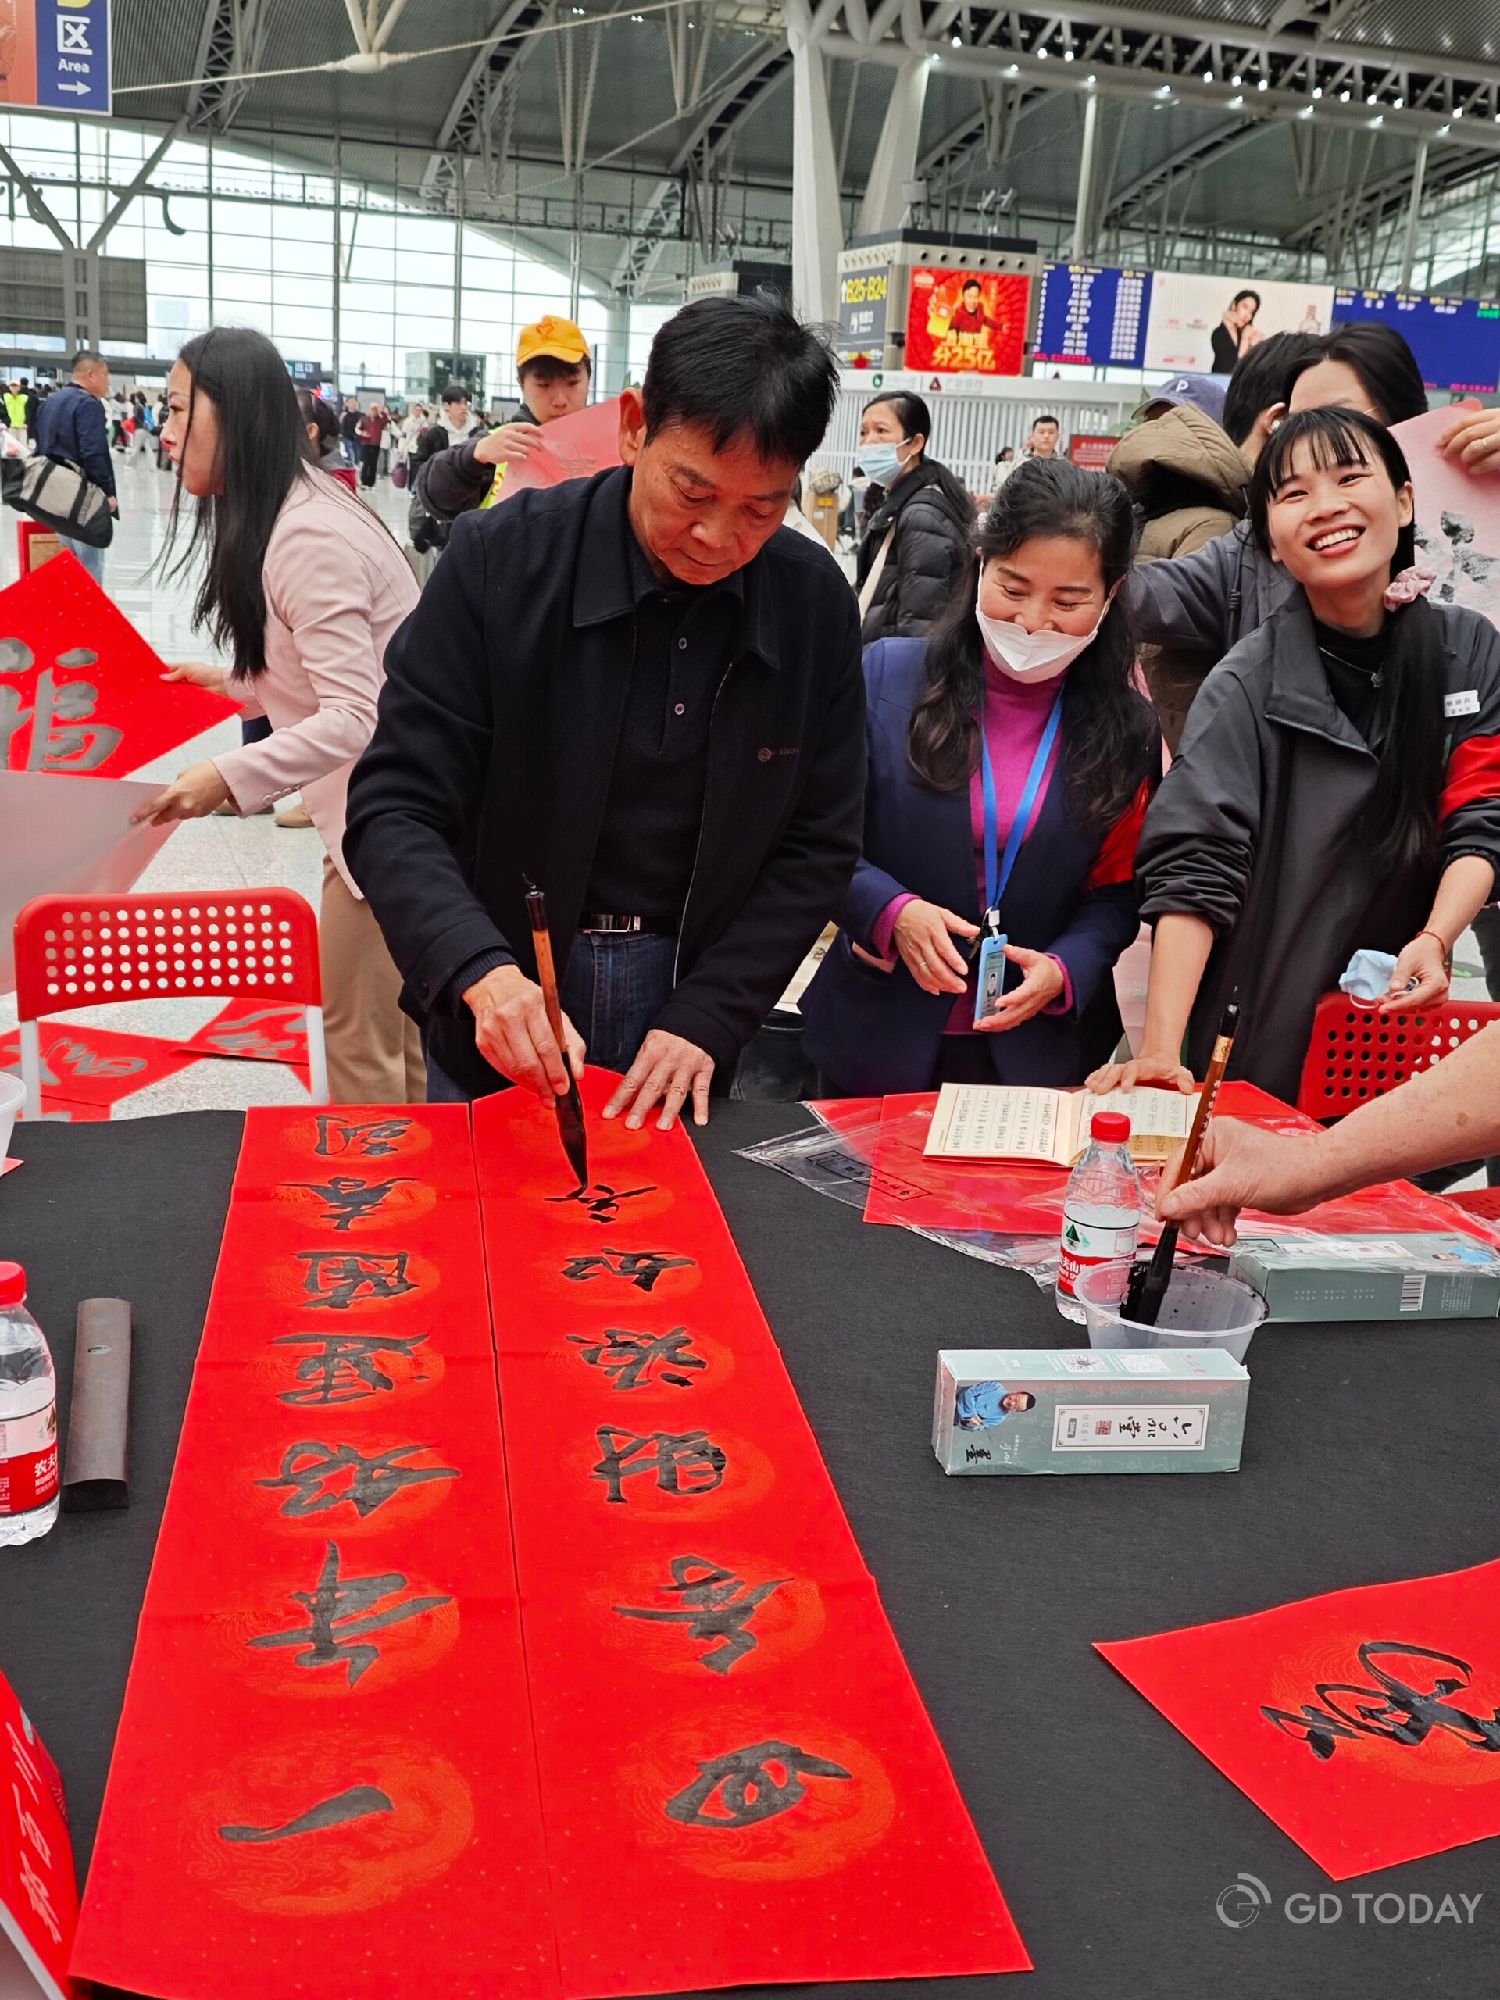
[582,516,744,929]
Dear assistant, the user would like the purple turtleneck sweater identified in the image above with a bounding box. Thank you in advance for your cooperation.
[871,661,1072,1032]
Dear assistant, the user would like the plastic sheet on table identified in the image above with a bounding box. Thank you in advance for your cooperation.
[864,1082,1500,1252]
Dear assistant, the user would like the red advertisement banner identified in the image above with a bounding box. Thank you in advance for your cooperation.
[71,1105,558,2000]
[0,555,237,776]
[473,1069,1030,1993]
[0,1669,77,2000]
[1099,1555,1500,1878]
[904,269,1030,377]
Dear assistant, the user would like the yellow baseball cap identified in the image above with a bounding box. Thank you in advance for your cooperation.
[516,316,590,369]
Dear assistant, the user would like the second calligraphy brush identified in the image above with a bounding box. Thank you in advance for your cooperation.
[524,878,588,1190]
[1123,999,1240,1329]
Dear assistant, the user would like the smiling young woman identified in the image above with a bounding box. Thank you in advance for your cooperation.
[1089,407,1500,1105]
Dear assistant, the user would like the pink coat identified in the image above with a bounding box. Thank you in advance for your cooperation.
[213,471,420,895]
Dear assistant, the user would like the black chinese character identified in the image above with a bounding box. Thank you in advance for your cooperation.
[259,1440,459,1519]
[548,1183,657,1225]
[561,1248,696,1293]
[664,1740,853,1828]
[299,1250,418,1310]
[614,1556,788,1673]
[314,1115,413,1159]
[293,1175,415,1231]
[273,1331,429,1406]
[568,1326,706,1390]
[248,1542,452,1687]
[592,1427,726,1504]
[1264,1639,1500,1762]
[219,1785,395,1843]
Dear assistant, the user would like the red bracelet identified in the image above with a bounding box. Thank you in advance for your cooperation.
[1414,929,1453,973]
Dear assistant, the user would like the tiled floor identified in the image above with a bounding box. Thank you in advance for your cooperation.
[1,456,409,1117]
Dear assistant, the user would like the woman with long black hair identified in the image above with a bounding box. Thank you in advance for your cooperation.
[1090,407,1500,1106]
[854,390,974,644]
[133,326,424,1104]
[802,457,1160,1095]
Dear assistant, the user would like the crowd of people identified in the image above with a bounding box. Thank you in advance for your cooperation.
[18,289,1500,1208]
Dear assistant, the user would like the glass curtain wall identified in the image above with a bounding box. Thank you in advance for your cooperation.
[0,110,627,396]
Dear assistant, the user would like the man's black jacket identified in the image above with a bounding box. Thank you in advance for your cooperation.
[343,466,866,1097]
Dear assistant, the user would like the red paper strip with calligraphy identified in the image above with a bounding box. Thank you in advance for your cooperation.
[473,1067,1030,1994]
[1098,1555,1500,1878]
[0,1024,200,1109]
[71,1105,560,2000]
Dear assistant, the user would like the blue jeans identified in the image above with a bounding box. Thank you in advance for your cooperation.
[426,931,677,1103]
[60,533,106,586]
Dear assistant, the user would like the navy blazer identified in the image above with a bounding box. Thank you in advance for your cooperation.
[800,638,1155,1095]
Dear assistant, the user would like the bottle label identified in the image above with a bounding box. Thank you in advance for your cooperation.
[0,1402,59,1516]
[1057,1214,1140,1299]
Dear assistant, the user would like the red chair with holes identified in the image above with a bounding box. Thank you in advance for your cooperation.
[1295,993,1500,1121]
[13,890,328,1117]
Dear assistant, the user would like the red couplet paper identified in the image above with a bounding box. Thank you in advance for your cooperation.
[0,1669,78,2000]
[473,1068,1030,1994]
[1098,1555,1500,1879]
[864,1082,1500,1248]
[176,997,312,1085]
[0,1023,200,1110]
[71,1106,559,2000]
[0,555,237,776]
[495,398,623,501]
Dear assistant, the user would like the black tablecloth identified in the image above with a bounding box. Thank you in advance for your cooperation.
[6,1107,1499,2000]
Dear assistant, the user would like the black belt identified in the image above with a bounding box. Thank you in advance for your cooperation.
[577,914,674,936]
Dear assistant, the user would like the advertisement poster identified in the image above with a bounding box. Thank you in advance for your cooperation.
[0,0,111,114]
[838,267,890,360]
[904,269,1030,377]
[1144,273,1334,375]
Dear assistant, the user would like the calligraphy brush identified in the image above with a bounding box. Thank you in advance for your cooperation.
[1123,999,1240,1329]
[524,878,588,1191]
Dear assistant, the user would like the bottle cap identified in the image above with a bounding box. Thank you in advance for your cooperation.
[0,1262,26,1307]
[1090,1112,1131,1145]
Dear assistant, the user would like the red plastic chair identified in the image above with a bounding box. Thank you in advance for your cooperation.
[13,890,328,1118]
[1295,993,1500,1120]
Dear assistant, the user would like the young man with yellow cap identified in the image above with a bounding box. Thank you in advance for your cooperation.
[420,315,593,521]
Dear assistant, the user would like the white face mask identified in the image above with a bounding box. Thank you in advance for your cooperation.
[976,602,1102,682]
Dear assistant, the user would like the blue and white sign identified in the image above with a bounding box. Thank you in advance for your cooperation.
[36,0,112,116]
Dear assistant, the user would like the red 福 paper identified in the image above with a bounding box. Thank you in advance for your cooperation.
[1098,1555,1500,1878]
[493,398,623,500]
[0,1024,200,1110]
[0,1668,79,2000]
[473,1068,1030,1994]
[0,557,238,777]
[71,1106,560,2000]
[864,1082,1500,1248]
[175,997,312,1085]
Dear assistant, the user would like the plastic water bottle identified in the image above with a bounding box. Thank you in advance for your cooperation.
[1055,1112,1143,1324]
[0,1263,60,1546]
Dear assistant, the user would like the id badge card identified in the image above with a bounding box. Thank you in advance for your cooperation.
[973,931,1009,1027]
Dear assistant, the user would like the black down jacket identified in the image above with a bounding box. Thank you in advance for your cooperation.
[856,458,973,644]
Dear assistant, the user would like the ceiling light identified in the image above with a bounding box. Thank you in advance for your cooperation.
[1037,44,1048,56]
[1156,82,1171,97]
[1394,95,1403,106]
[1006,62,1019,75]
[1339,88,1351,101]
[1370,112,1383,125]
[1312,85,1322,98]
[1436,122,1450,134]
[1257,76,1268,90]
[1229,93,1244,107]
[1299,104,1314,119]
[1454,103,1464,116]
[1063,47,1074,59]
[951,32,961,45]
[1366,91,1378,104]
[1085,72,1096,86]
[1203,68,1213,82]
[1231,72,1242,86]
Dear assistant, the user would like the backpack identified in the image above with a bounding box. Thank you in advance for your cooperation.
[0,452,113,547]
[408,457,449,554]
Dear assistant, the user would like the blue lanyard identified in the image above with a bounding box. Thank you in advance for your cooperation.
[981,689,1065,918]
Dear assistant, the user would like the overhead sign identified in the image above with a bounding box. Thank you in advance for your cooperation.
[904,268,1030,377]
[1333,289,1500,396]
[1036,265,1152,370]
[0,0,112,115]
[837,267,891,360]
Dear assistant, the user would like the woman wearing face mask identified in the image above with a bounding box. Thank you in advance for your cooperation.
[854,391,974,644]
[131,327,425,1105]
[801,459,1160,1095]
[1089,407,1500,1107]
